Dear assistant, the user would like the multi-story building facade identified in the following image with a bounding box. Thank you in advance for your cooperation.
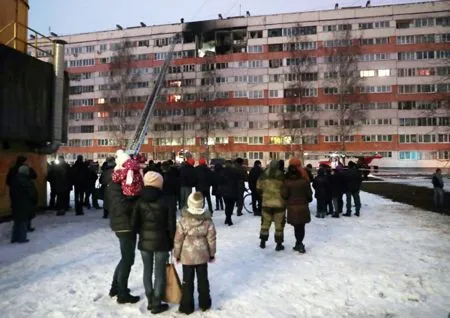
[34,1,450,167]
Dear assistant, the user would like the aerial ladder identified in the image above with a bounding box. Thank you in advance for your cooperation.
[126,34,180,156]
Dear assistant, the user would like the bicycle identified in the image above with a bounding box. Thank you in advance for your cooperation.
[243,189,254,214]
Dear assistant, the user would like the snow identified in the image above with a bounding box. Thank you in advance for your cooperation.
[0,192,449,318]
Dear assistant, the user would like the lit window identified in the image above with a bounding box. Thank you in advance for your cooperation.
[378,69,390,77]
[360,70,376,77]
[98,98,106,104]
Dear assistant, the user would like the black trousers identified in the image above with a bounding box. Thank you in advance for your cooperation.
[56,191,70,211]
[179,263,211,314]
[251,191,262,215]
[112,232,137,297]
[49,190,57,209]
[236,190,244,214]
[223,197,236,223]
[11,221,28,242]
[214,194,224,210]
[74,185,85,214]
[294,224,305,244]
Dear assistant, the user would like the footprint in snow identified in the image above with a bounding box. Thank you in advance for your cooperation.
[93,294,102,302]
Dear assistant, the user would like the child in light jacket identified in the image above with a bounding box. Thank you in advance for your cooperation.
[173,192,216,315]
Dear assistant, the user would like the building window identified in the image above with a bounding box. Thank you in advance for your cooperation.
[248,152,264,160]
[248,45,263,53]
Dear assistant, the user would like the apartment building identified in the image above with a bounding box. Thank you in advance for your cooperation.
[34,1,450,167]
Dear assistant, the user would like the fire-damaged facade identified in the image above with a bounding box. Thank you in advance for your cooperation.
[35,1,450,168]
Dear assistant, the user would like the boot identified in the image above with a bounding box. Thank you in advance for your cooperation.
[297,243,306,254]
[109,285,130,297]
[355,211,360,217]
[237,211,243,216]
[56,210,65,216]
[259,239,266,249]
[332,213,339,218]
[293,242,300,251]
[117,293,140,304]
[275,243,285,251]
[151,296,169,314]
[343,212,351,217]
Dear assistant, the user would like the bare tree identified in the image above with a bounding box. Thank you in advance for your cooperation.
[99,40,140,149]
[279,24,319,161]
[196,56,228,159]
[324,29,366,154]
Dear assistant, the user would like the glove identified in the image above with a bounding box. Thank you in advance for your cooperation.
[209,256,215,263]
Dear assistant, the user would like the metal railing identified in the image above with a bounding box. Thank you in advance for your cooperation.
[0,20,54,58]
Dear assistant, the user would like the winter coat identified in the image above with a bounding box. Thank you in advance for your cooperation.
[6,164,37,187]
[432,173,444,189]
[10,174,37,222]
[211,164,222,196]
[107,182,134,232]
[235,164,247,194]
[248,166,263,191]
[112,159,144,197]
[312,170,331,200]
[282,171,312,225]
[46,164,57,191]
[195,165,213,192]
[218,165,240,200]
[132,186,176,252]
[330,170,347,197]
[53,162,71,192]
[173,209,216,265]
[162,167,180,197]
[180,164,197,188]
[85,167,98,191]
[70,160,89,188]
[100,167,114,210]
[344,167,363,192]
[256,162,285,209]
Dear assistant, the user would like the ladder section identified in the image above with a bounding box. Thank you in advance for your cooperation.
[127,34,180,156]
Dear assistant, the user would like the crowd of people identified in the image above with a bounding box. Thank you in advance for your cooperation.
[4,151,446,314]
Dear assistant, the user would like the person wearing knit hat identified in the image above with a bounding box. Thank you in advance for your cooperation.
[174,191,216,314]
[132,171,175,314]
[143,171,163,189]
[195,158,214,215]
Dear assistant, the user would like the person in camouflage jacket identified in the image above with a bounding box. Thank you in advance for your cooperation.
[256,160,286,251]
[173,192,216,315]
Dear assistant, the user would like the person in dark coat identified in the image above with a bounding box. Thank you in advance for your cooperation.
[54,156,72,215]
[195,158,213,214]
[324,166,334,215]
[161,161,180,218]
[46,161,57,210]
[84,161,100,209]
[305,164,314,184]
[330,166,346,217]
[107,177,140,304]
[282,160,313,253]
[100,157,115,218]
[234,158,247,216]
[248,160,263,216]
[10,165,37,243]
[6,155,37,231]
[343,161,363,217]
[312,168,331,218]
[211,163,224,211]
[432,168,444,211]
[179,158,197,209]
[219,160,240,226]
[132,171,176,314]
[70,155,89,215]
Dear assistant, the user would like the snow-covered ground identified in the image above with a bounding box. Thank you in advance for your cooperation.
[0,192,449,318]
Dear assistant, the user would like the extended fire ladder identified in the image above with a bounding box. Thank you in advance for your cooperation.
[126,34,180,156]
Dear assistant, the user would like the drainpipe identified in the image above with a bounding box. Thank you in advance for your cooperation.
[51,39,67,152]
